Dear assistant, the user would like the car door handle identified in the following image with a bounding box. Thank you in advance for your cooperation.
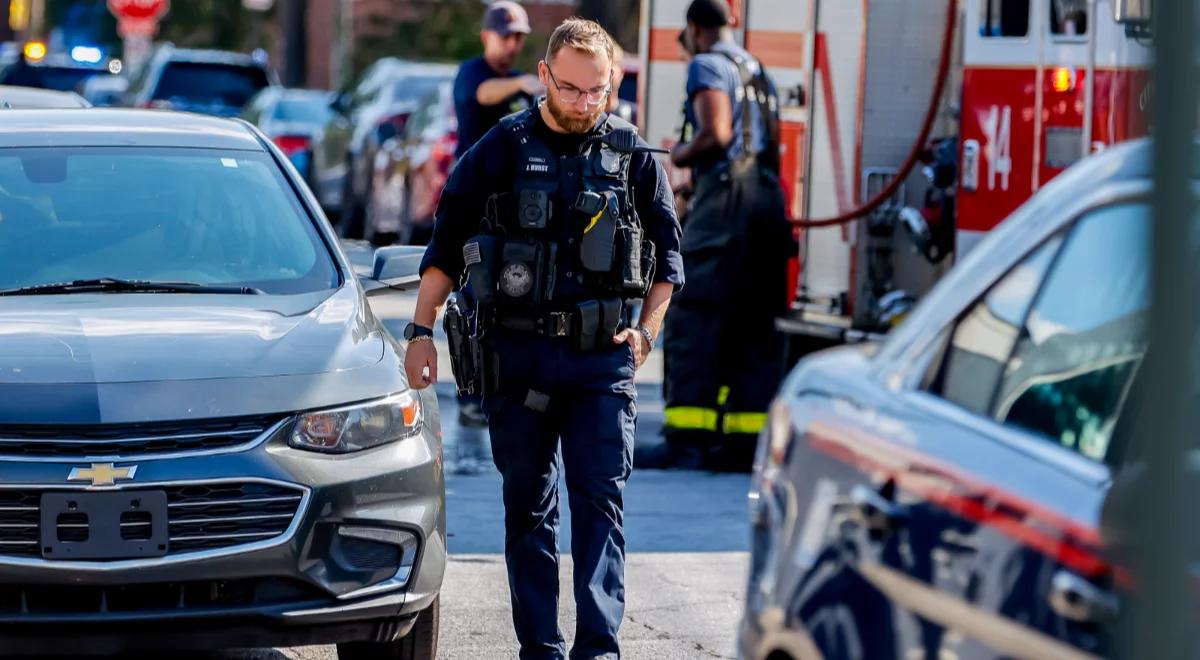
[1048,570,1119,623]
[847,484,909,535]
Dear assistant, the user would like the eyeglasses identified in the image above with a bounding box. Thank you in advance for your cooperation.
[544,63,612,107]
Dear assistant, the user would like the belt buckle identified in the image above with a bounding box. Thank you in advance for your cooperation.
[548,312,572,338]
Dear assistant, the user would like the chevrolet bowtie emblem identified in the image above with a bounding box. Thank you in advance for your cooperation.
[68,463,138,487]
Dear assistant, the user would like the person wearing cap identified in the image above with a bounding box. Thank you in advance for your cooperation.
[449,1,547,465]
[454,1,546,160]
[662,0,793,470]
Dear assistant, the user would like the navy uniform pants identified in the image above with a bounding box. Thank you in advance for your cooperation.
[484,330,637,660]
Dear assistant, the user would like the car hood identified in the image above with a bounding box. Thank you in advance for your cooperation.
[0,286,384,385]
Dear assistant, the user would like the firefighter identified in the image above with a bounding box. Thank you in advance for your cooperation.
[405,19,684,659]
[663,0,793,471]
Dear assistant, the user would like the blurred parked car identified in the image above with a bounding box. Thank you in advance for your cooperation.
[742,140,1166,660]
[365,82,457,246]
[123,45,278,117]
[242,88,341,186]
[79,74,129,107]
[0,85,90,108]
[319,58,456,239]
[0,49,111,93]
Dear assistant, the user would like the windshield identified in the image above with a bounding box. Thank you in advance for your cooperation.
[0,65,98,92]
[153,62,271,108]
[0,147,339,295]
[275,97,333,124]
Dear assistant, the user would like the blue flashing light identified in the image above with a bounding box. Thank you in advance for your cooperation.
[70,46,104,64]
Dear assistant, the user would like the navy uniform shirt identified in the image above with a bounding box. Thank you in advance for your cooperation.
[453,56,535,158]
[421,106,685,298]
[683,41,779,175]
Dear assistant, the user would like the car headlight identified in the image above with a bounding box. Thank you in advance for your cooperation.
[290,392,422,454]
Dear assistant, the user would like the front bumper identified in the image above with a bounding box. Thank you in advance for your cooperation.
[0,408,446,653]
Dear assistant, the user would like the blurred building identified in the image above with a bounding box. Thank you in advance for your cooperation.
[304,0,580,90]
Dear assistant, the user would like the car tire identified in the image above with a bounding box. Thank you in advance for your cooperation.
[337,596,439,660]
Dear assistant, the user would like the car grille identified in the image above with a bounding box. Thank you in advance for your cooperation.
[0,415,286,459]
[0,482,305,559]
[0,577,327,616]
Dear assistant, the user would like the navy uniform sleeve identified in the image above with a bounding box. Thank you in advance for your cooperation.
[419,127,508,282]
[631,151,685,292]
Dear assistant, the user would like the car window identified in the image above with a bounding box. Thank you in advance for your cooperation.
[153,62,270,108]
[1049,0,1089,36]
[924,236,1063,415]
[980,0,1030,37]
[391,75,451,104]
[406,98,435,139]
[0,147,338,295]
[0,65,98,92]
[993,203,1149,462]
[274,97,333,124]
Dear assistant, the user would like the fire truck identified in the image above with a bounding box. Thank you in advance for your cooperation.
[638,0,1152,354]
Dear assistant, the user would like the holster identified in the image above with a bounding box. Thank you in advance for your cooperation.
[444,295,496,397]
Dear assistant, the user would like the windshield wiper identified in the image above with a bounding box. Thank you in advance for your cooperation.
[0,278,264,297]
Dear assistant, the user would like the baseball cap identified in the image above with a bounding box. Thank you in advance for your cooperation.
[483,1,532,36]
[686,0,732,28]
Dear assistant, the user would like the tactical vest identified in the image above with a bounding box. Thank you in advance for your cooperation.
[464,109,656,312]
[681,48,781,174]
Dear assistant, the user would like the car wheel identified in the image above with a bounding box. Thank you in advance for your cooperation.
[337,596,439,660]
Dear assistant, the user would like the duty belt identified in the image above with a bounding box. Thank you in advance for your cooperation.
[492,298,628,352]
[496,310,576,338]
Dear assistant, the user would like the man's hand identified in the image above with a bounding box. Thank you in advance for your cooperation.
[518,74,546,96]
[404,339,438,389]
[613,328,651,370]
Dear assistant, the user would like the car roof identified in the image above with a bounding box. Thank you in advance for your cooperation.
[160,47,263,67]
[0,85,90,109]
[0,109,265,149]
[275,88,333,101]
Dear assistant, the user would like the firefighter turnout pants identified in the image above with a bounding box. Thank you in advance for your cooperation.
[663,161,792,467]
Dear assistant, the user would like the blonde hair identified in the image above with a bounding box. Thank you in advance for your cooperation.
[545,18,615,66]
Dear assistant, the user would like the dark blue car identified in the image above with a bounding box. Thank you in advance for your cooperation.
[742,140,1171,660]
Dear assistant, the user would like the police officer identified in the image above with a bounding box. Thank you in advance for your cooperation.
[663,0,792,470]
[405,18,684,660]
[454,1,545,160]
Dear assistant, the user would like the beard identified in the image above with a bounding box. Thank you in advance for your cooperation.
[545,94,605,134]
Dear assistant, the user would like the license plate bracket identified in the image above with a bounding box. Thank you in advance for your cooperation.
[39,491,169,560]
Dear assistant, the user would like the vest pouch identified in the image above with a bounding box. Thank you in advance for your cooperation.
[497,239,553,308]
[619,223,646,294]
[580,191,619,273]
[463,234,502,306]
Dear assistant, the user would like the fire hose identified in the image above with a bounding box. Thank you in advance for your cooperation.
[792,0,959,228]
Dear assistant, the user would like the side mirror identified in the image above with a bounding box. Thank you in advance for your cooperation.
[360,245,425,296]
[1113,0,1152,25]
[329,92,351,116]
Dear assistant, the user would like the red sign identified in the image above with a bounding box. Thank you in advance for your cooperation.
[107,0,169,22]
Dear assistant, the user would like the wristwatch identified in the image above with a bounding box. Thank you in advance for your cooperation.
[403,322,434,342]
